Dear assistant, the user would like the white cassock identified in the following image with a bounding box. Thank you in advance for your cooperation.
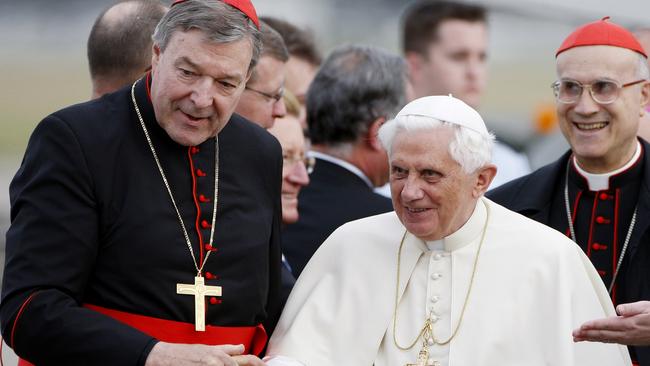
[265,197,631,366]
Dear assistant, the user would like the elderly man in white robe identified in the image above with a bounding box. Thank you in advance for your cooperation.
[264,95,631,366]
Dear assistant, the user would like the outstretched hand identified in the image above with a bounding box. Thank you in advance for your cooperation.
[145,342,266,366]
[573,301,650,346]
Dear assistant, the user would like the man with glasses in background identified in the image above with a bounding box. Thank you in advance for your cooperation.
[489,17,650,365]
[235,21,288,129]
[280,45,405,277]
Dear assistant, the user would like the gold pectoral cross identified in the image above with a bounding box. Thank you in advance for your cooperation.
[406,348,429,366]
[177,276,222,331]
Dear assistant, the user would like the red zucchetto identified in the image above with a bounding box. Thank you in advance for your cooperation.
[172,0,260,29]
[556,16,647,58]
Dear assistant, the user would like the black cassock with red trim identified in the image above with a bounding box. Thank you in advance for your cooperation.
[488,142,650,366]
[1,76,283,365]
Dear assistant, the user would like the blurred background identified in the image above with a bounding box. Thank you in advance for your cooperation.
[0,1,648,360]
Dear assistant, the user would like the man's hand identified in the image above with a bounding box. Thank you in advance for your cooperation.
[145,342,266,366]
[573,301,650,346]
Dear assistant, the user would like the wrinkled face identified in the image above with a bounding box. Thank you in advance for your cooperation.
[390,128,479,241]
[235,55,287,129]
[150,30,253,146]
[285,57,319,129]
[413,20,487,108]
[268,114,310,224]
[556,46,649,172]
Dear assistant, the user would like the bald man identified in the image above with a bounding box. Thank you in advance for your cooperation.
[87,0,168,99]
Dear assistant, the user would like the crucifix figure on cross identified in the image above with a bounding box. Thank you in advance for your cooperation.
[177,276,222,331]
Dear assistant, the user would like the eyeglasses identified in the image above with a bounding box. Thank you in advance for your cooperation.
[283,154,316,174]
[245,86,284,104]
[551,79,646,105]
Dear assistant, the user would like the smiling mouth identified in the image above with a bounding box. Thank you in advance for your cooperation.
[406,207,430,213]
[180,110,209,122]
[574,122,608,131]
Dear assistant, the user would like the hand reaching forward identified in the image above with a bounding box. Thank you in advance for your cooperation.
[145,342,266,366]
[573,301,650,346]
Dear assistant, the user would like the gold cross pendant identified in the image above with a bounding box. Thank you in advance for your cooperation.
[177,276,222,331]
[406,348,429,366]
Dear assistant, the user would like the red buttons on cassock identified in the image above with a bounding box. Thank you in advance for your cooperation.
[209,297,221,305]
[205,272,214,279]
[201,220,211,229]
[592,243,608,251]
[595,216,610,224]
[204,244,218,252]
[199,194,211,203]
[196,169,207,177]
[190,147,199,154]
[598,270,607,276]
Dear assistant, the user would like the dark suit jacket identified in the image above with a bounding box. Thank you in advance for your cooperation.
[487,140,650,365]
[282,158,393,276]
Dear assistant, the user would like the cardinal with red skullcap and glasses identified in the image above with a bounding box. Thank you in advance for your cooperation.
[2,1,282,365]
[489,17,650,365]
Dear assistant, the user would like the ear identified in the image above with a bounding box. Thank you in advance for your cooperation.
[366,117,387,151]
[244,66,255,85]
[151,44,161,71]
[641,81,650,110]
[405,51,423,76]
[472,164,497,198]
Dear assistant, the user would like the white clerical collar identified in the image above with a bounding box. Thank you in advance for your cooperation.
[572,140,642,191]
[309,151,374,188]
[424,199,487,252]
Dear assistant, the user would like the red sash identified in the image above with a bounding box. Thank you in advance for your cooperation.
[18,304,267,366]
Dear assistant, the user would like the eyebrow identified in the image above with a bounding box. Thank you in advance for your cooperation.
[176,56,244,83]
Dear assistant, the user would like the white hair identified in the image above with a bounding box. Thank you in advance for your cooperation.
[378,115,495,174]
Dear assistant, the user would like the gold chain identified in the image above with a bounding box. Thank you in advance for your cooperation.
[393,201,490,350]
[130,80,219,277]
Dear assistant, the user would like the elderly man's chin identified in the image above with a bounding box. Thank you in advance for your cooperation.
[162,121,218,147]
[399,209,441,240]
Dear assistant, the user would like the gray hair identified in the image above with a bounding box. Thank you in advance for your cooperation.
[152,0,262,70]
[306,44,407,147]
[637,53,650,80]
[378,115,495,174]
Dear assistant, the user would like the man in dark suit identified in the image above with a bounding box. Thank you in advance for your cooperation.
[282,45,407,277]
[488,18,650,365]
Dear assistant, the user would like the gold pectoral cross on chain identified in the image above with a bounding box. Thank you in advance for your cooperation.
[406,347,441,366]
[406,348,429,366]
[177,276,222,331]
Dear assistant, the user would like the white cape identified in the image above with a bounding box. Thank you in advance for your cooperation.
[267,197,631,366]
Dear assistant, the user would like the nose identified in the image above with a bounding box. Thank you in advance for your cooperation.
[190,78,215,109]
[466,56,484,80]
[401,176,423,202]
[573,86,600,116]
[287,161,310,187]
[273,98,287,119]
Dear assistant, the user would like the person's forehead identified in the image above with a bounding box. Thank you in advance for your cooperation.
[392,127,453,157]
[433,19,487,45]
[286,57,318,78]
[250,55,286,85]
[556,45,638,79]
[166,30,252,78]
[270,118,304,148]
